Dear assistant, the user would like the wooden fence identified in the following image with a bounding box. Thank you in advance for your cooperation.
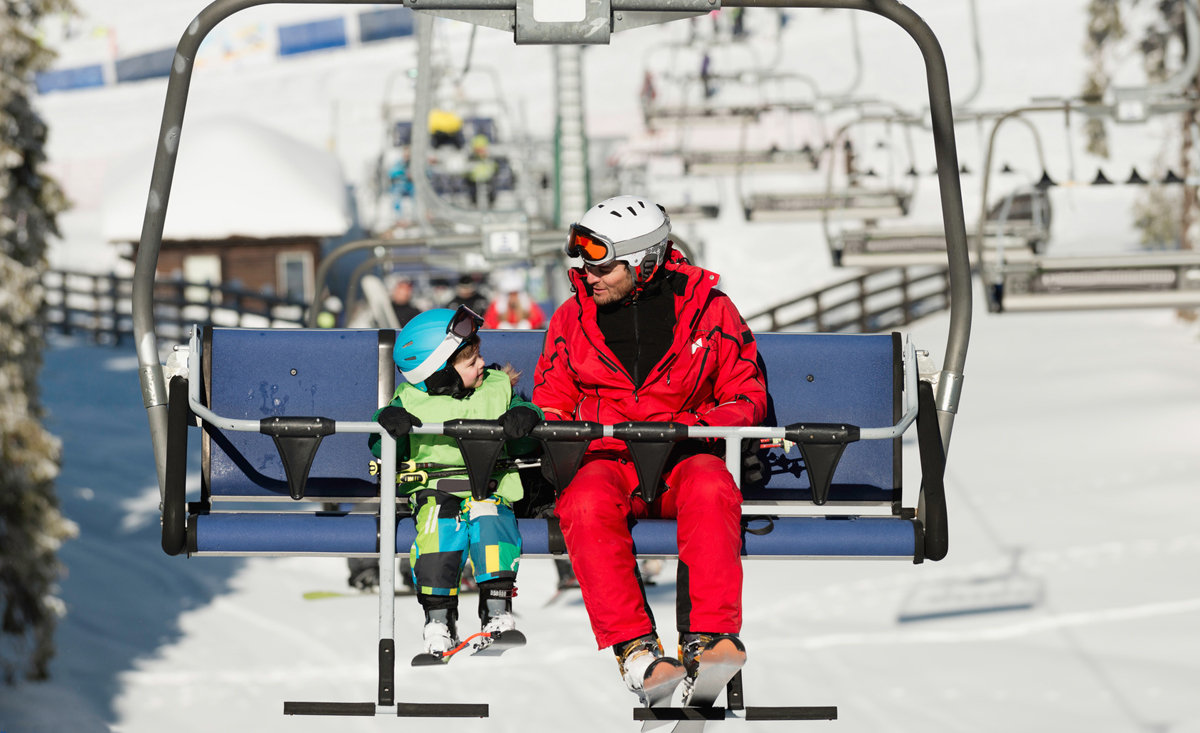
[744,265,951,333]
[41,270,310,345]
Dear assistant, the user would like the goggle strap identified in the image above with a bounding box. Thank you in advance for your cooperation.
[400,331,464,385]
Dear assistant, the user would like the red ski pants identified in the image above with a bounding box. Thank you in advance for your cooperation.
[556,452,743,649]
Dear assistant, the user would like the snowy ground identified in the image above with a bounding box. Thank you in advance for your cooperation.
[3,296,1199,733]
[6,0,1200,731]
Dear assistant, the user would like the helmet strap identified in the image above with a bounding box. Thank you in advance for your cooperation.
[424,363,476,399]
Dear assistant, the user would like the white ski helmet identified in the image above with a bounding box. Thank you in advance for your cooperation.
[566,195,672,283]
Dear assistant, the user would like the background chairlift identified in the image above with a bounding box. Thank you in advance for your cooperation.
[831,187,1051,268]
[988,251,1200,312]
[132,0,974,721]
[376,35,547,232]
[682,145,818,175]
[977,97,1200,313]
[748,117,916,223]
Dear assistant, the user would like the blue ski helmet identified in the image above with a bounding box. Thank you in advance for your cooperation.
[393,306,482,391]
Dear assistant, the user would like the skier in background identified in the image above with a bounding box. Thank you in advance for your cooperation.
[700,53,716,99]
[449,274,489,315]
[484,269,546,330]
[731,8,746,39]
[390,276,423,326]
[428,108,466,149]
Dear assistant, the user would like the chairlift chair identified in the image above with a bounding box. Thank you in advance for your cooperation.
[835,185,1051,267]
[755,113,917,225]
[132,0,973,722]
[987,251,1200,312]
[682,146,818,175]
[979,97,1200,312]
[745,188,911,222]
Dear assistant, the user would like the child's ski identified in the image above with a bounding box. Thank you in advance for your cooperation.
[410,630,527,666]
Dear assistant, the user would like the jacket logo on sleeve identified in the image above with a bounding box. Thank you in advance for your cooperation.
[691,337,705,354]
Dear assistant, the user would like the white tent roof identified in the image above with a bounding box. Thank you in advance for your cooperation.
[102,118,351,243]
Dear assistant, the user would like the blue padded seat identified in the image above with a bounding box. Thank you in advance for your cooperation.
[190,514,917,558]
[204,328,387,501]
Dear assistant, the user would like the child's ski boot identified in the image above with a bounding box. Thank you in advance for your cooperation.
[411,608,460,665]
[472,581,526,656]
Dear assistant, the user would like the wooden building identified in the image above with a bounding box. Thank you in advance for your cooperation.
[103,118,351,302]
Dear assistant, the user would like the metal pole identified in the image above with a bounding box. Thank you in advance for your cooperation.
[378,432,397,707]
[956,0,984,109]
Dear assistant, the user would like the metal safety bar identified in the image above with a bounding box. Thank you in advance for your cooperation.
[133,0,971,510]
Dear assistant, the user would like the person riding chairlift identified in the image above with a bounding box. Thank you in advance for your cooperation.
[483,270,546,330]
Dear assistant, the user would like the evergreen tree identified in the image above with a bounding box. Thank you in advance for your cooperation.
[1082,0,1195,249]
[0,0,76,684]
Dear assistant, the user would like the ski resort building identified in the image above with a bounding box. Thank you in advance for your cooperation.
[102,118,352,301]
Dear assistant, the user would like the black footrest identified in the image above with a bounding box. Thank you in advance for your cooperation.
[397,703,489,718]
[285,702,375,716]
[634,707,725,721]
[746,706,838,721]
[284,701,489,717]
[633,706,837,721]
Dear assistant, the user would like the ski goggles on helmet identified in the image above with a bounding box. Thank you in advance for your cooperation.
[448,304,484,342]
[565,224,617,265]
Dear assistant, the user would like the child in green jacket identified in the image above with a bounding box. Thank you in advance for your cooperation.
[369,306,542,657]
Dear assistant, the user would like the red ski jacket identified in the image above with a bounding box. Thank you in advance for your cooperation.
[532,252,767,455]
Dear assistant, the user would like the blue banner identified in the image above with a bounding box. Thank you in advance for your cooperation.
[278,17,347,57]
[35,65,105,94]
[359,7,415,43]
[116,48,176,83]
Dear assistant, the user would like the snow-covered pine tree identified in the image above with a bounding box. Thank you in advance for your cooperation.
[0,0,76,684]
[1082,0,1196,249]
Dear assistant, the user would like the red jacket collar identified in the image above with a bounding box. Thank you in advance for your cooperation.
[565,250,723,386]
[565,248,721,317]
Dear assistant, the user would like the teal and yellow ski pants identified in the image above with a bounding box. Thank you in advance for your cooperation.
[408,489,521,596]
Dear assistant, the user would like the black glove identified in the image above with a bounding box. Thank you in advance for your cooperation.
[498,405,541,440]
[742,446,765,485]
[377,406,422,437]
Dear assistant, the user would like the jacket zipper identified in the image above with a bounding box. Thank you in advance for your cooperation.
[632,298,640,402]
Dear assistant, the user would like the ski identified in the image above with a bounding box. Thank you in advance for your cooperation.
[639,659,688,733]
[470,629,527,657]
[410,630,527,666]
[670,637,747,733]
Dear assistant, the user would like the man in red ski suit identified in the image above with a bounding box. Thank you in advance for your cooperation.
[532,195,766,706]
